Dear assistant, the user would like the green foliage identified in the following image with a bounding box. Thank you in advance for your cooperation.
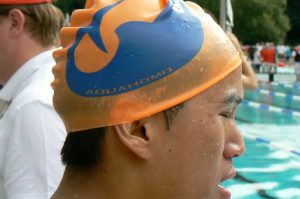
[54,0,297,44]
[192,0,291,44]
[54,0,85,15]
[286,0,300,44]
[232,0,290,44]
[192,0,219,20]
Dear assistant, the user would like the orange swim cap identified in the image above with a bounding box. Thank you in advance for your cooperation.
[52,0,241,132]
[0,0,52,5]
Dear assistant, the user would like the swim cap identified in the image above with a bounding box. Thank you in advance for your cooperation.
[52,0,241,132]
[0,0,52,5]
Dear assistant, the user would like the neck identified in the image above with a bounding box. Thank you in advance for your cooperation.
[51,130,163,199]
[52,165,149,199]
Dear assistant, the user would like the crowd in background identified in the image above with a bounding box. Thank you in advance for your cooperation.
[242,43,300,73]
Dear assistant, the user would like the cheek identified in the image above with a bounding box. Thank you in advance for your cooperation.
[199,113,225,149]
[199,119,225,169]
[191,114,225,176]
[172,113,225,170]
[172,112,225,156]
[171,115,226,195]
[154,113,227,197]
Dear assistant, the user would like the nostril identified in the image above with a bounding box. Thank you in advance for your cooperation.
[233,153,240,158]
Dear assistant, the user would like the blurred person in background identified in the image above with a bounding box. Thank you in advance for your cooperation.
[294,46,300,82]
[0,0,66,198]
[252,47,262,73]
[276,44,286,62]
[261,42,275,64]
[285,46,293,65]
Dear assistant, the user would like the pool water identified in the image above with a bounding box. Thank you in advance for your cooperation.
[223,82,300,199]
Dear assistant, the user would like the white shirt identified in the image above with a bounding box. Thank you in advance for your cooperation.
[276,45,286,55]
[253,50,261,65]
[0,50,66,199]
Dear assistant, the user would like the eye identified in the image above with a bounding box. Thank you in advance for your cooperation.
[220,112,234,119]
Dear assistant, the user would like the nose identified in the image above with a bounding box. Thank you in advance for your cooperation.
[223,127,245,159]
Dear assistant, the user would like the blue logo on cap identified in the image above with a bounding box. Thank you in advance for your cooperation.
[66,0,204,97]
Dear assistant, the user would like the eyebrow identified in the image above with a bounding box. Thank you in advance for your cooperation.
[223,94,243,106]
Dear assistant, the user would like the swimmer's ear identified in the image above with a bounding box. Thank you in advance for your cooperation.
[114,120,151,160]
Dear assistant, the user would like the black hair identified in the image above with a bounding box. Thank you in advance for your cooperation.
[61,103,184,168]
[61,127,106,168]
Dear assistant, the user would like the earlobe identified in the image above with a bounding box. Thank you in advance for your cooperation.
[8,9,25,38]
[115,122,151,160]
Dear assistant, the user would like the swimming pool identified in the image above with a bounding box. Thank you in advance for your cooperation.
[223,82,300,199]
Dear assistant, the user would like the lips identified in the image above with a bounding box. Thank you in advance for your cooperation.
[218,167,236,199]
[218,184,231,199]
[221,167,236,182]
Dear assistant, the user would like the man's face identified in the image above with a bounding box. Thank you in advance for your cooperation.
[150,67,244,199]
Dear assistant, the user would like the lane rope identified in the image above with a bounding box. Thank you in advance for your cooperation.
[242,131,300,159]
[250,89,300,101]
[241,100,300,118]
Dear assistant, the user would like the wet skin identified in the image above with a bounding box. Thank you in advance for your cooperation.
[145,66,245,199]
